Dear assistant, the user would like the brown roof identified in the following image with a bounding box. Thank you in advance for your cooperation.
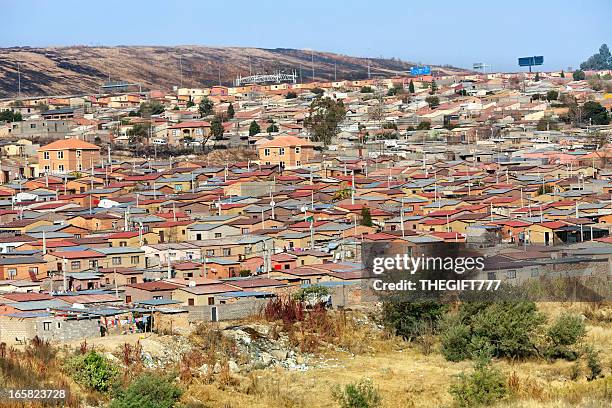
[128,281,182,291]
[40,138,101,151]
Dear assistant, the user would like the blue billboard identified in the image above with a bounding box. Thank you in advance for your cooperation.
[518,56,544,67]
[410,66,431,76]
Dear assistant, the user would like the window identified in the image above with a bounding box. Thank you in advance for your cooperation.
[57,151,64,159]
[112,257,121,266]
[264,148,270,156]
[214,233,222,238]
[506,270,517,279]
[206,249,214,256]
[487,272,497,280]
[43,152,50,160]
[89,260,98,268]
[76,150,81,157]
[223,248,231,256]
[43,322,51,331]
[28,267,38,274]
[153,295,163,300]
[295,146,301,154]
[119,241,127,247]
[7,269,16,278]
[70,261,81,270]
[77,164,82,171]
[131,256,140,264]
[44,165,50,172]
[279,147,285,155]
[188,298,195,306]
[129,277,137,284]
[296,161,301,166]
[30,123,36,129]
[58,164,64,172]
[280,161,285,168]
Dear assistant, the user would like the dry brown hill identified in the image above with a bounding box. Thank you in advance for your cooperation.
[0,46,467,97]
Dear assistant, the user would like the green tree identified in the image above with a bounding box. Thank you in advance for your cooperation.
[110,373,182,408]
[382,299,447,341]
[534,72,540,82]
[186,99,195,108]
[304,97,346,145]
[266,123,279,133]
[560,70,565,78]
[429,79,438,95]
[0,110,22,122]
[198,97,214,117]
[248,120,261,136]
[210,116,224,140]
[408,80,415,93]
[546,90,558,101]
[127,123,152,144]
[64,351,119,393]
[425,96,440,109]
[449,353,508,408]
[332,379,381,408]
[360,206,373,227]
[226,103,235,119]
[572,70,586,81]
[137,101,165,117]
[583,101,610,125]
[417,121,431,130]
[285,91,298,99]
[360,86,374,93]
[311,87,324,96]
[536,115,558,131]
[580,43,612,70]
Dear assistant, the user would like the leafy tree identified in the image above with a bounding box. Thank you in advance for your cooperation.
[408,80,415,93]
[417,121,431,130]
[583,101,610,125]
[360,206,373,226]
[137,101,165,117]
[429,79,438,95]
[198,97,214,116]
[587,131,608,149]
[285,91,298,99]
[544,314,586,361]
[536,115,558,131]
[186,99,195,108]
[387,85,404,96]
[304,97,346,145]
[425,96,440,109]
[382,298,447,341]
[266,123,279,133]
[35,102,49,112]
[311,87,324,96]
[580,43,612,70]
[248,120,261,136]
[360,86,374,93]
[560,70,565,78]
[293,284,331,302]
[534,72,540,82]
[110,373,182,408]
[572,70,586,81]
[449,353,508,408]
[127,123,152,144]
[64,351,119,393]
[546,90,558,101]
[210,116,224,140]
[226,103,235,119]
[332,379,381,408]
[0,110,22,122]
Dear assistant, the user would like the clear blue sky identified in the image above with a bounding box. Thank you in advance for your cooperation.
[2,0,610,72]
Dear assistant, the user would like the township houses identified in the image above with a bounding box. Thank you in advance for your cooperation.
[0,69,610,343]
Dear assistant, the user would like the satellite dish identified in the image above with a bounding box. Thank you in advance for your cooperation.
[300,206,307,212]
[188,281,196,287]
[270,200,276,207]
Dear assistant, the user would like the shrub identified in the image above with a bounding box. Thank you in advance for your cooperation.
[332,379,381,408]
[381,299,447,341]
[585,346,603,381]
[293,284,331,303]
[544,314,586,361]
[262,296,304,326]
[440,315,472,362]
[449,355,507,408]
[110,373,182,408]
[469,301,545,359]
[64,351,119,393]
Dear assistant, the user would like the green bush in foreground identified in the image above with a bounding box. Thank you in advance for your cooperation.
[449,353,508,408]
[110,373,182,408]
[332,379,381,408]
[544,313,586,361]
[64,351,119,393]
